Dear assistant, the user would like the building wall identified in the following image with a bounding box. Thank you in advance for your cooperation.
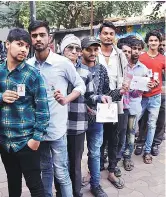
[49,21,165,52]
[94,22,165,42]
[53,30,90,52]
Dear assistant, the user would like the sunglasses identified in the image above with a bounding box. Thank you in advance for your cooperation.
[66,45,81,52]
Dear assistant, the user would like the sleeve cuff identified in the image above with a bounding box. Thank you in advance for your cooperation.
[73,85,86,96]
[97,95,102,103]
[32,131,44,141]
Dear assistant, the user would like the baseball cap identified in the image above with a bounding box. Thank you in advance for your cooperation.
[81,36,101,49]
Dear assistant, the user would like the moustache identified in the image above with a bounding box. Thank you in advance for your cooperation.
[35,43,43,46]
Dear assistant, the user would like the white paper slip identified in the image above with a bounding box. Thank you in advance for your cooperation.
[153,72,159,80]
[17,84,25,96]
[96,103,118,123]
[130,76,150,91]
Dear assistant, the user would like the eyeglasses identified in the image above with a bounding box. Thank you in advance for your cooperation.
[66,45,81,52]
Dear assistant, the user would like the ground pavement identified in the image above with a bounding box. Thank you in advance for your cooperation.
[0,140,165,197]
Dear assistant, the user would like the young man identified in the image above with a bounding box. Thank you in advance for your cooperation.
[117,38,131,61]
[27,21,86,197]
[59,34,111,197]
[122,39,149,170]
[136,35,166,156]
[81,36,128,197]
[151,36,165,154]
[98,21,128,188]
[158,37,166,56]
[0,28,50,197]
[135,30,165,164]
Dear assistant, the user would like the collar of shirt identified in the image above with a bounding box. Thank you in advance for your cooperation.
[76,59,84,68]
[98,46,118,57]
[33,50,54,67]
[98,46,118,69]
[2,61,26,72]
[128,60,142,70]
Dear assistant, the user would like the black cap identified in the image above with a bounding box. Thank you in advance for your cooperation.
[81,36,101,48]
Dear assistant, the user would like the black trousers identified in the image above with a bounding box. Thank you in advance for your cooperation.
[0,144,45,197]
[54,132,85,197]
[67,132,85,197]
[101,113,125,173]
[136,94,165,146]
[116,110,129,162]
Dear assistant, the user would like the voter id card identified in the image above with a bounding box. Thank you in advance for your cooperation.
[17,84,25,96]
[153,72,159,80]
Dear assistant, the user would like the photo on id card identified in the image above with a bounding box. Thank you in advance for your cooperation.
[17,84,25,96]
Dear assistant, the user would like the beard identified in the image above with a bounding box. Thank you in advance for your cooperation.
[103,42,113,46]
[131,56,138,62]
[101,40,113,46]
[34,43,48,52]
[82,55,96,63]
[12,55,25,63]
[158,49,164,55]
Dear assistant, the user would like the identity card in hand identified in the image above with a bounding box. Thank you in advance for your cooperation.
[96,103,118,123]
[130,76,150,91]
[17,84,25,96]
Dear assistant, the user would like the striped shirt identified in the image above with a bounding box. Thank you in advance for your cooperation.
[0,61,50,152]
[67,61,102,135]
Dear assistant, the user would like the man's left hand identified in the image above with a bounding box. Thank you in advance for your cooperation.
[27,139,40,151]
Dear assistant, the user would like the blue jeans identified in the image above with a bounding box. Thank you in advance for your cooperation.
[86,122,103,188]
[40,135,73,197]
[139,94,161,153]
[123,115,137,159]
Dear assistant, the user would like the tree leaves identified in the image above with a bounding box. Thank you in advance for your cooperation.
[0,1,162,29]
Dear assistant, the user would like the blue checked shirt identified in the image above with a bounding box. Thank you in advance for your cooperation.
[0,61,50,152]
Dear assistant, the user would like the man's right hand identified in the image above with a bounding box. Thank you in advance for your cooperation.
[2,90,19,103]
[120,83,129,94]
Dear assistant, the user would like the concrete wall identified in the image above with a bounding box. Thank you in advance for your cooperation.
[52,21,165,52]
[94,22,165,42]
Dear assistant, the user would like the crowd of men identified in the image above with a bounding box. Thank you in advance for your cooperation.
[0,20,165,197]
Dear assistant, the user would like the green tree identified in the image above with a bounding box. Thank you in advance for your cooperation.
[1,1,164,29]
[146,1,166,20]
[0,1,22,28]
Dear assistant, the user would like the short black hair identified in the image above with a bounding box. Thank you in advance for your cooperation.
[145,30,162,43]
[118,43,131,50]
[28,20,50,34]
[161,35,165,41]
[7,28,31,45]
[99,21,116,33]
[130,39,144,49]
[117,38,131,49]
